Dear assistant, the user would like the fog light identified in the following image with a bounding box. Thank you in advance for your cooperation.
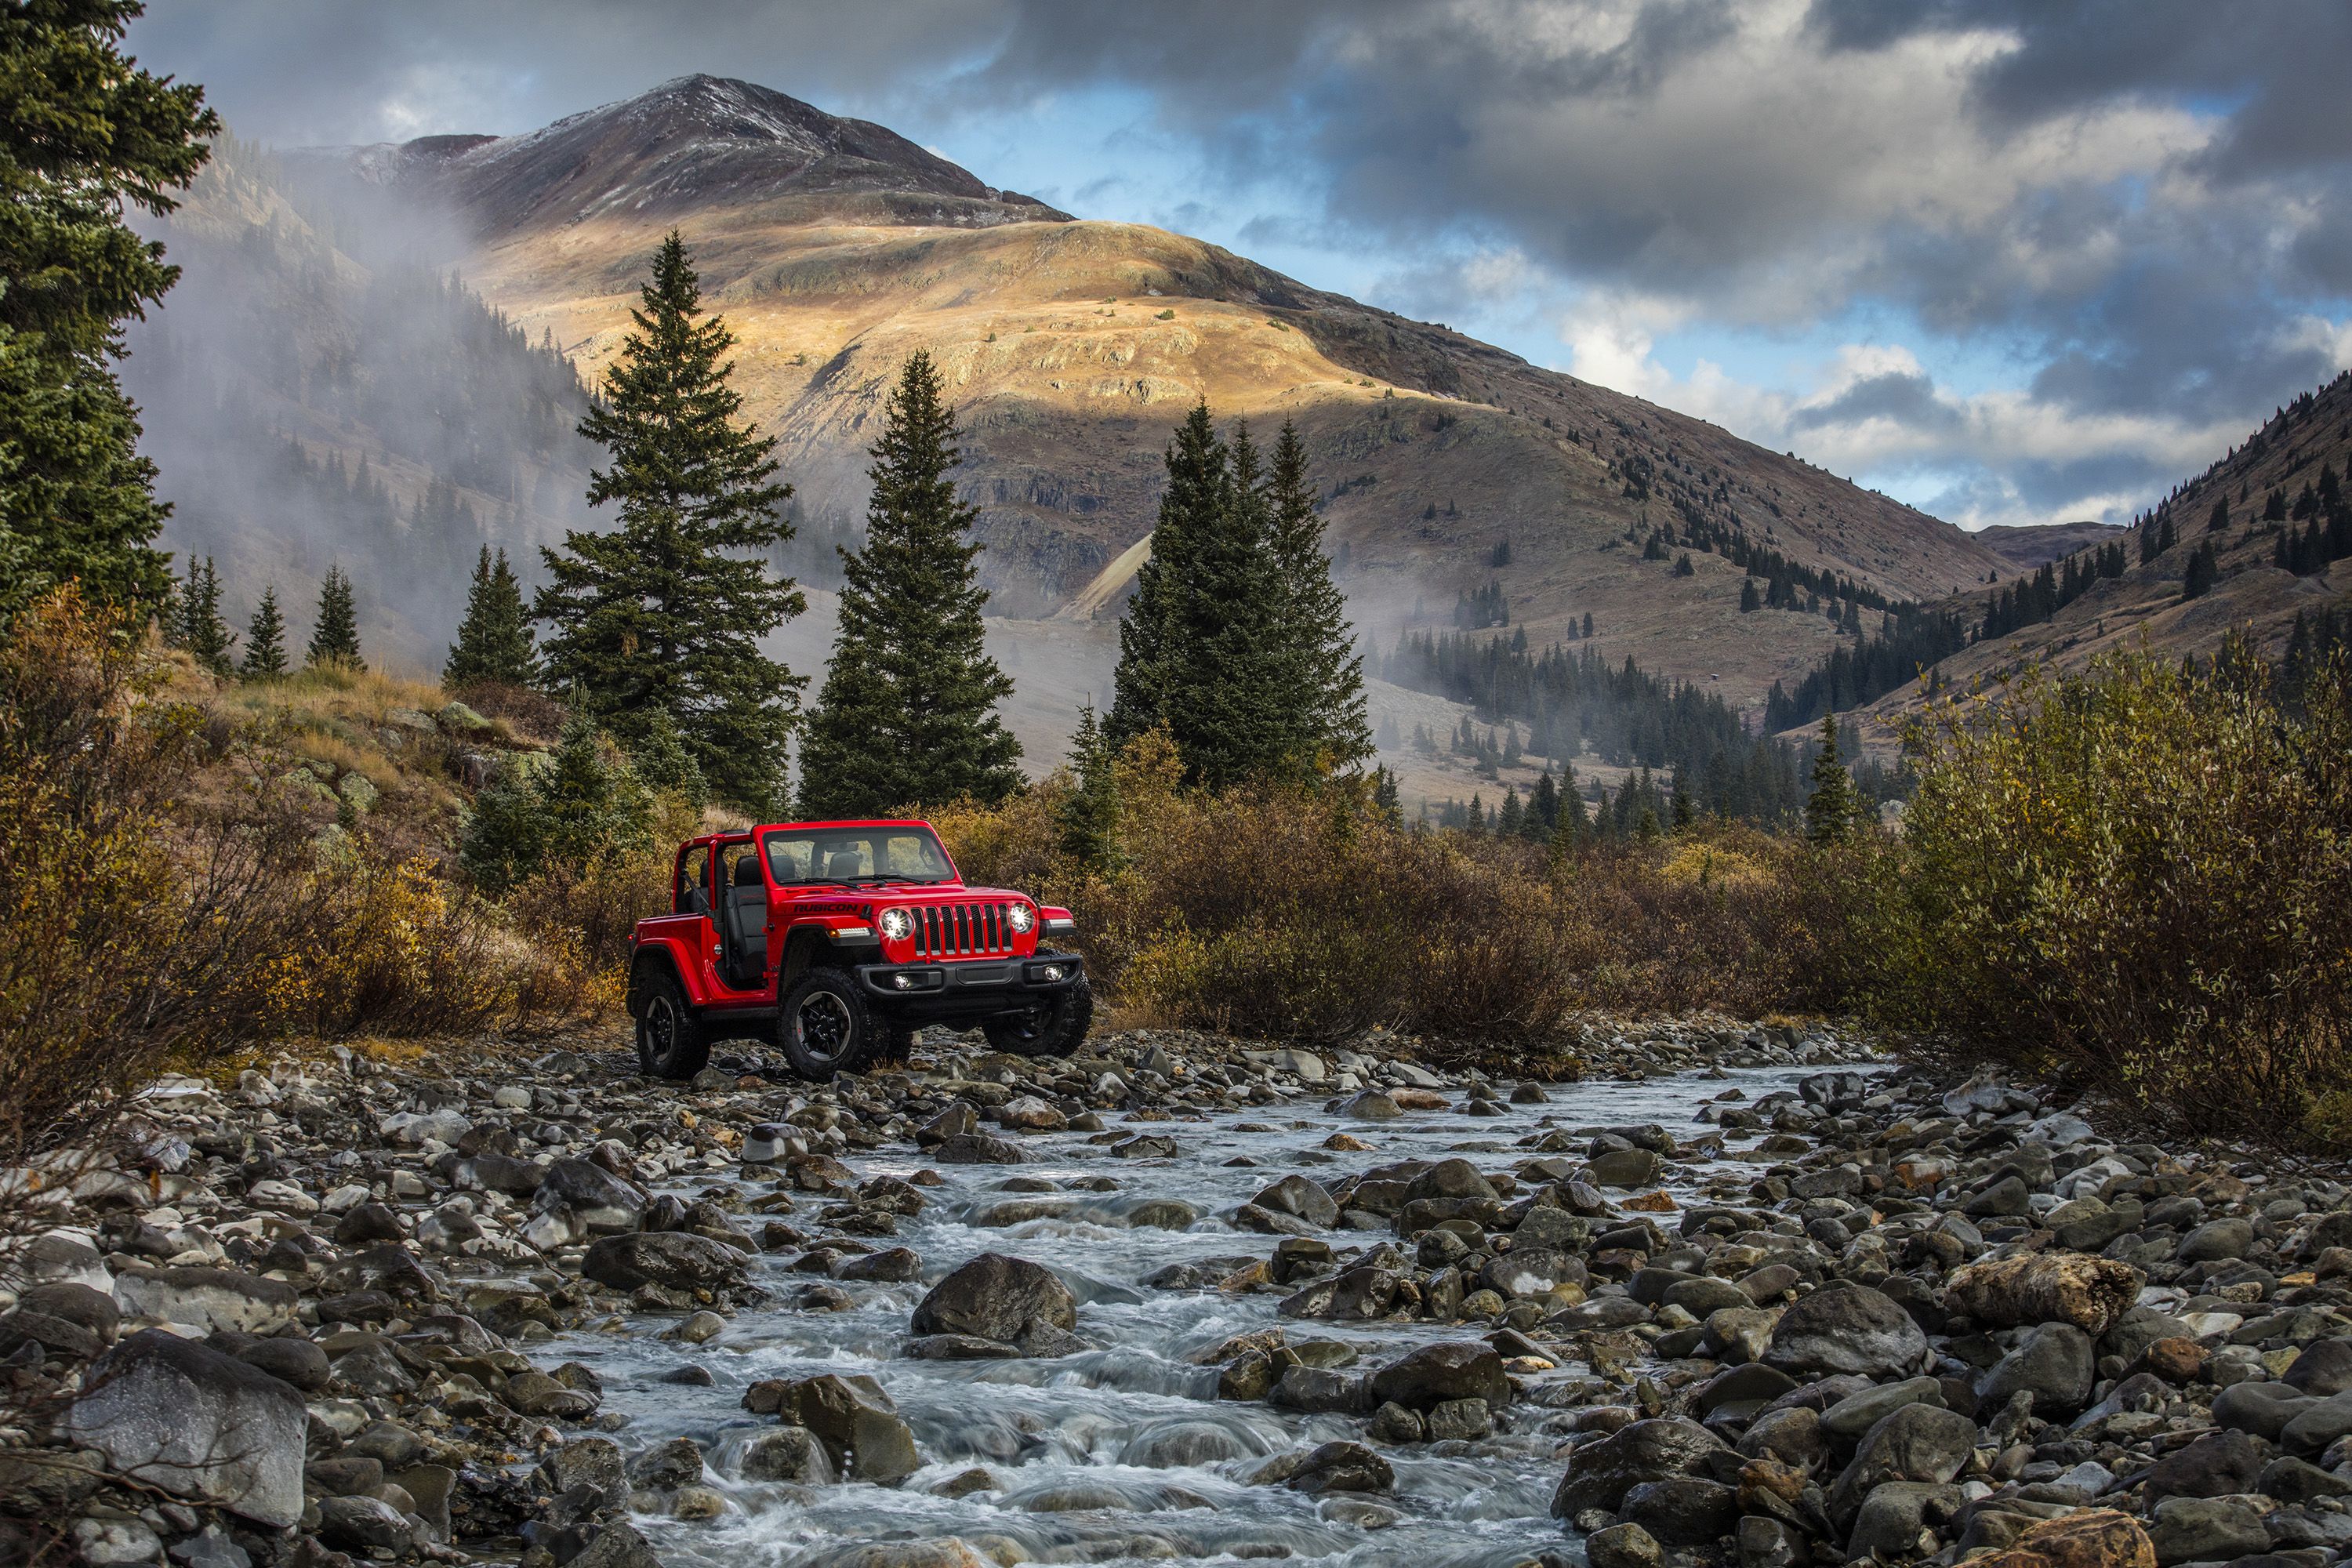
[891,973,916,990]
[1040,964,1065,981]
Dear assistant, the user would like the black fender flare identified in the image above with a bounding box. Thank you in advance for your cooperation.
[626,945,690,1019]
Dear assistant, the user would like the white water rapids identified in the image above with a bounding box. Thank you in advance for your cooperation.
[554,1062,1831,1568]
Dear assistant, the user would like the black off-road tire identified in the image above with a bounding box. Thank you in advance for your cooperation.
[981,957,1093,1058]
[636,970,712,1080]
[779,966,875,1082]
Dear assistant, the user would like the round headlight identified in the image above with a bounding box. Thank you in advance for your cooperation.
[1007,902,1036,935]
[878,907,913,940]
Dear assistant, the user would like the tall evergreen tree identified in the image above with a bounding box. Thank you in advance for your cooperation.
[175,556,234,673]
[535,230,803,811]
[1109,403,1228,750]
[240,583,287,678]
[1804,713,1862,845]
[0,2,216,622]
[307,564,363,669]
[1107,405,1301,788]
[1265,420,1373,773]
[1163,419,1292,787]
[796,351,1020,817]
[445,546,539,688]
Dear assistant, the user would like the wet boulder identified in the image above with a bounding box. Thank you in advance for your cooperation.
[1369,1341,1508,1410]
[1250,1175,1339,1229]
[743,1374,919,1483]
[1552,1417,1730,1517]
[1622,1476,1740,1548]
[580,1232,753,1297]
[67,1330,307,1527]
[532,1159,648,1237]
[911,1253,1076,1346]
[1765,1283,1928,1379]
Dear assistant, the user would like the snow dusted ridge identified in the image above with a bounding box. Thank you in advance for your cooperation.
[290,74,1072,235]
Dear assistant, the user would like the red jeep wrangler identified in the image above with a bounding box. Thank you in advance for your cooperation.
[626,818,1090,1080]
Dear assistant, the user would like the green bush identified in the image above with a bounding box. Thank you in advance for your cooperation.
[1867,644,2352,1144]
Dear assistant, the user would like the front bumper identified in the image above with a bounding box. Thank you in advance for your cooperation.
[853,954,1085,1019]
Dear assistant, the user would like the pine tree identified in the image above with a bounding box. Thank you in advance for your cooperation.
[1110,404,1228,750]
[1265,420,1372,773]
[1107,405,1301,788]
[535,230,804,811]
[1805,713,1862,845]
[0,3,216,621]
[460,710,655,894]
[1163,419,1294,786]
[1058,702,1123,869]
[2181,543,2219,601]
[176,557,234,674]
[629,708,708,808]
[241,583,288,678]
[445,546,539,688]
[307,564,363,669]
[796,352,1020,817]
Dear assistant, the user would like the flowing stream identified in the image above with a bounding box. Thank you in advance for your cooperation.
[555,1063,1830,1568]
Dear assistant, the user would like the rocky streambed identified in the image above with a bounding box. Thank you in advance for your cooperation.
[9,1021,2352,1568]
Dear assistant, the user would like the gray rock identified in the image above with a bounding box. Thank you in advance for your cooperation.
[67,1330,307,1527]
[2176,1218,2254,1263]
[112,1267,295,1335]
[1552,1417,1729,1517]
[2212,1381,2314,1444]
[2281,1389,2352,1457]
[1844,1480,1963,1560]
[1588,1149,1664,1188]
[630,1436,705,1490]
[571,1523,663,1568]
[911,1253,1076,1345]
[1827,1403,1977,1523]
[2287,1339,2352,1396]
[1587,1522,1665,1568]
[1765,1283,1928,1379]
[741,1425,836,1483]
[934,1132,1028,1164]
[317,1495,413,1557]
[2147,1496,2271,1566]
[1622,1476,1740,1546]
[1279,1440,1392,1494]
[1250,1176,1338,1229]
[2144,1428,2273,1504]
[749,1374,920,1483]
[581,1230,752,1295]
[1820,1377,1946,1444]
[1369,1342,1508,1410]
[1977,1323,2096,1415]
[535,1159,648,1233]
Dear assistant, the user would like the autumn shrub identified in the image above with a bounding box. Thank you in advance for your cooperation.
[0,590,596,1176]
[929,730,1839,1047]
[1865,645,2352,1145]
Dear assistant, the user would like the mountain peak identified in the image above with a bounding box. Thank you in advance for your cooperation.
[306,74,1071,238]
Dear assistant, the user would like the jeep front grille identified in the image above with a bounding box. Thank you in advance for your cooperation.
[912,901,1012,957]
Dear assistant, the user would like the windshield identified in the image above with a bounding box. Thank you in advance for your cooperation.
[764,827,956,887]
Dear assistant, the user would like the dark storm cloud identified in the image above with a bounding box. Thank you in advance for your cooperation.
[1789,372,1963,437]
[128,0,2352,525]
